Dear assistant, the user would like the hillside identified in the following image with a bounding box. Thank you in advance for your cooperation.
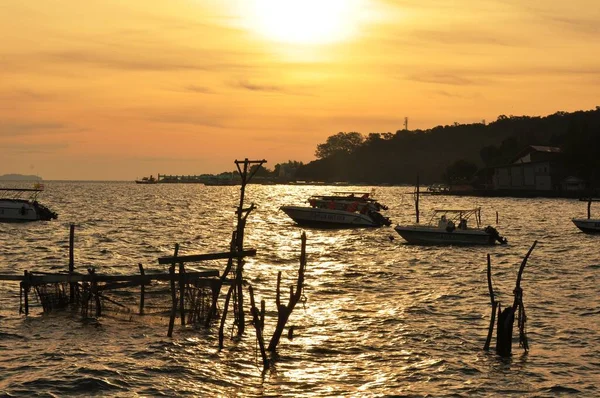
[296,107,600,185]
[0,174,42,181]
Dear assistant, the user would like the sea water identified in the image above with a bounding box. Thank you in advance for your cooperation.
[0,182,598,397]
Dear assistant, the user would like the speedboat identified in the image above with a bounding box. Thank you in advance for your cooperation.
[135,175,157,184]
[572,198,600,233]
[280,192,391,228]
[394,208,506,245]
[0,186,58,222]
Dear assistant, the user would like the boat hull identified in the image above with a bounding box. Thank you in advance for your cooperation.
[394,225,496,245]
[280,206,381,228]
[0,200,57,222]
[572,218,600,233]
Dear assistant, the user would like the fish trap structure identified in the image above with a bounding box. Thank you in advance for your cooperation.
[9,225,259,335]
[2,159,310,371]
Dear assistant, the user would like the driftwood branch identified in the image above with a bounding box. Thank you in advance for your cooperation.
[490,241,537,357]
[248,284,269,370]
[267,232,307,352]
[483,254,497,351]
[513,240,537,307]
[218,284,234,350]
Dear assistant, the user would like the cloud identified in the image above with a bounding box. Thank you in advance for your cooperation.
[0,122,67,137]
[407,73,475,86]
[181,85,215,94]
[549,16,600,36]
[47,51,216,72]
[0,142,69,154]
[234,80,286,93]
[410,29,516,47]
[147,112,228,128]
[0,89,53,102]
[232,79,315,96]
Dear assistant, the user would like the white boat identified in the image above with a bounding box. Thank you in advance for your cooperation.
[394,208,506,245]
[572,198,600,233]
[280,192,391,228]
[0,186,57,222]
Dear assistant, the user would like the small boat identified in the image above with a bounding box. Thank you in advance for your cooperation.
[424,183,450,195]
[394,208,506,245]
[135,175,157,184]
[0,186,58,222]
[572,198,600,233]
[280,192,391,228]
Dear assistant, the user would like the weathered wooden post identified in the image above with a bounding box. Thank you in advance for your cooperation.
[88,268,101,317]
[230,159,266,337]
[167,264,177,337]
[248,285,269,370]
[268,232,307,352]
[138,263,145,315]
[415,175,420,223]
[179,262,186,325]
[483,254,498,351]
[486,241,537,357]
[260,299,265,331]
[69,224,75,303]
[167,244,179,337]
[218,285,234,349]
[22,270,30,316]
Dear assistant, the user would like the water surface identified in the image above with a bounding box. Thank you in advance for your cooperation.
[0,182,598,397]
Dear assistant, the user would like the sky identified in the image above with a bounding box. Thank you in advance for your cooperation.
[1,0,599,180]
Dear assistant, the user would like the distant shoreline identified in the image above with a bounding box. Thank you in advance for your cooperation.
[435,188,598,200]
[0,174,42,181]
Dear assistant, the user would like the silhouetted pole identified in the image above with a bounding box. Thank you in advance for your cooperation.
[484,254,497,351]
[138,263,145,315]
[415,175,420,224]
[69,224,75,302]
[232,158,266,336]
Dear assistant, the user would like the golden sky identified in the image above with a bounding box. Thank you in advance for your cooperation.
[1,0,599,179]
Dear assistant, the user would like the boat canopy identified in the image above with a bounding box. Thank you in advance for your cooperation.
[429,207,482,227]
[1,186,44,201]
[311,192,374,202]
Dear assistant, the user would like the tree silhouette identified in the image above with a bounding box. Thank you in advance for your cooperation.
[315,132,364,159]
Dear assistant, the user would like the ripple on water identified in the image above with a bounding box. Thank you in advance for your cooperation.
[0,183,599,397]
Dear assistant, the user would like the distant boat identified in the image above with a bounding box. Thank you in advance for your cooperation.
[135,175,157,184]
[572,198,600,233]
[0,185,57,222]
[394,208,506,245]
[280,192,391,228]
[424,183,450,195]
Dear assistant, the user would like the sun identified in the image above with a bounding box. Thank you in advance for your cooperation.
[246,0,361,45]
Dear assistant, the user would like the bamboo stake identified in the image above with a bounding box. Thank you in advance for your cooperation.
[268,232,307,352]
[167,264,177,337]
[495,240,537,357]
[248,284,269,370]
[484,253,497,351]
[23,271,29,316]
[89,268,101,317]
[138,263,145,315]
[69,224,75,303]
[179,262,186,326]
[218,284,234,349]
[415,175,420,224]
